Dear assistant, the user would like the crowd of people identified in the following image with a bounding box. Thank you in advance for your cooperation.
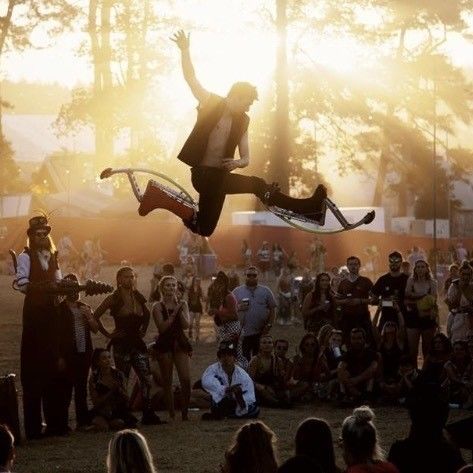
[1,389,472,472]
[6,215,473,472]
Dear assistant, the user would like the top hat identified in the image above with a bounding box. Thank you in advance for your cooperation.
[27,216,51,235]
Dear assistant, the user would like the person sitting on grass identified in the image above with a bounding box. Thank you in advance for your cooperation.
[0,424,15,473]
[248,334,291,408]
[274,338,294,381]
[342,406,399,473]
[290,333,328,402]
[107,429,157,473]
[443,340,473,409]
[295,418,342,473]
[318,326,344,400]
[221,421,278,473]
[338,328,378,405]
[201,340,259,420]
[388,384,465,473]
[88,348,137,431]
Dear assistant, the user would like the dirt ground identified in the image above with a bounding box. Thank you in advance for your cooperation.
[0,265,470,473]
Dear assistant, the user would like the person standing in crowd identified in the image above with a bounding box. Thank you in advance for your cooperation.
[298,268,314,311]
[388,384,465,473]
[201,341,259,420]
[94,267,162,425]
[309,237,326,274]
[302,272,335,334]
[89,349,137,431]
[241,239,252,267]
[404,259,438,363]
[336,256,374,343]
[272,243,286,277]
[456,242,469,263]
[400,261,411,277]
[152,275,192,421]
[0,424,15,473]
[233,266,277,361]
[106,429,157,473]
[295,418,341,473]
[15,216,66,439]
[187,276,204,342]
[338,328,378,404]
[248,334,291,408]
[208,271,246,368]
[58,273,98,430]
[256,242,271,281]
[221,421,277,473]
[444,263,460,294]
[227,266,240,291]
[371,251,408,328]
[276,267,295,326]
[445,261,473,343]
[408,246,425,268]
[56,232,78,272]
[342,406,399,473]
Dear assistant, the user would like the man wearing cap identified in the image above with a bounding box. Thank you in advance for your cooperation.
[232,266,277,361]
[201,340,259,420]
[14,216,66,439]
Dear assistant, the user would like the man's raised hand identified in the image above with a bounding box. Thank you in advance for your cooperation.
[171,29,190,50]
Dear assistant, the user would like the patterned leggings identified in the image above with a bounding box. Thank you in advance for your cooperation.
[113,344,152,411]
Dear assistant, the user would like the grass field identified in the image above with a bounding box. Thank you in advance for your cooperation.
[0,265,469,473]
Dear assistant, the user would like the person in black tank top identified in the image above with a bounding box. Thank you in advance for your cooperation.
[94,267,163,425]
[152,275,192,421]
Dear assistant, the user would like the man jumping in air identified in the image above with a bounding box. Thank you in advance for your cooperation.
[138,30,327,237]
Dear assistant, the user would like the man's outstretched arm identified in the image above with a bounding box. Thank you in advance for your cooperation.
[171,29,210,103]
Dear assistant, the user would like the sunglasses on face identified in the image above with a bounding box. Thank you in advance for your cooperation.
[389,258,402,264]
[275,345,288,351]
[246,274,258,278]
[35,231,49,237]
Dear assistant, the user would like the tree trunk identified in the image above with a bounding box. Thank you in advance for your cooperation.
[88,0,114,168]
[270,0,291,194]
[372,27,406,208]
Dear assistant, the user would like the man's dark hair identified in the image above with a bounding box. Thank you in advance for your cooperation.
[227,82,258,101]
[347,256,361,265]
[162,263,175,275]
[0,424,14,467]
[350,327,366,340]
[388,251,403,260]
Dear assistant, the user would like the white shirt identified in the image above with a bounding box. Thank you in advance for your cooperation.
[16,251,62,293]
[201,361,256,417]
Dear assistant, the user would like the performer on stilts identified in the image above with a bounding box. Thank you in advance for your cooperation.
[137,30,328,237]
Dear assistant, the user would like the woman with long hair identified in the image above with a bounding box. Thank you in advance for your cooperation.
[94,267,162,425]
[301,273,334,334]
[342,406,398,472]
[187,276,204,342]
[404,259,438,363]
[290,333,328,402]
[88,349,137,431]
[107,429,157,473]
[248,334,290,408]
[295,418,341,473]
[152,275,191,421]
[208,271,247,369]
[421,332,452,385]
[222,421,278,473]
[444,340,473,408]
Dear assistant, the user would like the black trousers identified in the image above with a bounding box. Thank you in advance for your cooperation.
[188,167,318,237]
[242,334,262,362]
[64,352,92,427]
